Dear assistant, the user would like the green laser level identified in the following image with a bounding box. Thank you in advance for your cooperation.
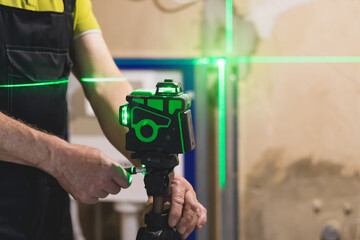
[119,79,195,154]
[120,79,196,239]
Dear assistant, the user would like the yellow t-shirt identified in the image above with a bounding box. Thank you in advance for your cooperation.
[0,0,101,39]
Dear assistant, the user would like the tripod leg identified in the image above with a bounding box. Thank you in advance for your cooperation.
[153,197,164,214]
[136,210,182,240]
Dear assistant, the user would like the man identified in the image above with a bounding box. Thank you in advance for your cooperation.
[0,0,207,239]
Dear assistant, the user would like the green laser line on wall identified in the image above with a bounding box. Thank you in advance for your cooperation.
[217,59,227,189]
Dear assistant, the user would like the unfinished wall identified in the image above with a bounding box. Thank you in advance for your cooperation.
[238,0,360,239]
[80,1,360,239]
[92,0,203,58]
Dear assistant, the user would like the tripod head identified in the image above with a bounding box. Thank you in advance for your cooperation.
[119,79,196,239]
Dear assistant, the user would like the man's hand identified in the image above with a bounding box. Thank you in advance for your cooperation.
[0,112,131,204]
[50,143,132,204]
[145,174,207,239]
[168,174,207,239]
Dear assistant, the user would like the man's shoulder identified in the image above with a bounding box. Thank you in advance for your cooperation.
[0,0,65,12]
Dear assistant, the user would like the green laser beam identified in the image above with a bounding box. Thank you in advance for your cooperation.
[230,56,360,63]
[217,59,226,189]
[0,77,128,88]
[0,80,68,88]
[81,77,127,82]
[194,56,360,65]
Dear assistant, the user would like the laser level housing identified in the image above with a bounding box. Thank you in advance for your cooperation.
[119,79,195,154]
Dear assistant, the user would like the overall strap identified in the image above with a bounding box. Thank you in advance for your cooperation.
[63,0,76,13]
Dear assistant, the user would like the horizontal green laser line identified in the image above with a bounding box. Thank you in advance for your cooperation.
[0,80,68,88]
[0,77,128,88]
[194,56,360,65]
[233,56,360,63]
[81,77,127,82]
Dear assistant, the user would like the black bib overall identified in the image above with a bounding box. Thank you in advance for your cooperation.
[0,1,75,239]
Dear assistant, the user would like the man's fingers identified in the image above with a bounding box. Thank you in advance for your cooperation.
[196,204,207,229]
[96,190,109,199]
[166,174,207,238]
[111,165,132,189]
[177,205,197,238]
[184,189,200,213]
[168,182,186,227]
[86,197,99,204]
[176,189,199,237]
[104,180,122,195]
[182,221,196,239]
[74,194,99,204]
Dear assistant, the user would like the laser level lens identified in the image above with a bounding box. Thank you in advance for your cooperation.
[121,105,129,125]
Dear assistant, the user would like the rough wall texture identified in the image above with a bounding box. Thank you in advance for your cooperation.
[238,0,360,239]
[245,152,360,240]
[92,0,203,58]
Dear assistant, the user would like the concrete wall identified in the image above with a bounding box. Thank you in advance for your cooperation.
[238,0,360,239]
[80,0,360,239]
[92,0,203,58]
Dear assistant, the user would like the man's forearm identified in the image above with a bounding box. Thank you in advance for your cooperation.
[0,112,66,174]
[71,33,139,166]
[0,111,133,204]
[81,80,141,167]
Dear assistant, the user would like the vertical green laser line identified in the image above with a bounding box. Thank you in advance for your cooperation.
[218,59,226,189]
[226,0,233,55]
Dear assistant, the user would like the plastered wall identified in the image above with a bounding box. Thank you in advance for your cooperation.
[92,0,203,58]
[86,0,360,239]
[238,0,360,239]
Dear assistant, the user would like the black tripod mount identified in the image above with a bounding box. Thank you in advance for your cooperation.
[134,152,182,240]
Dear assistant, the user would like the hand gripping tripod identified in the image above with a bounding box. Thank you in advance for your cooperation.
[134,152,181,240]
[120,80,195,240]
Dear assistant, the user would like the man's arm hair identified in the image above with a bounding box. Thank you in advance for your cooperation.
[0,111,68,175]
[0,111,132,203]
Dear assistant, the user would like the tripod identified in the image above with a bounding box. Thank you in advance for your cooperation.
[133,151,182,240]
